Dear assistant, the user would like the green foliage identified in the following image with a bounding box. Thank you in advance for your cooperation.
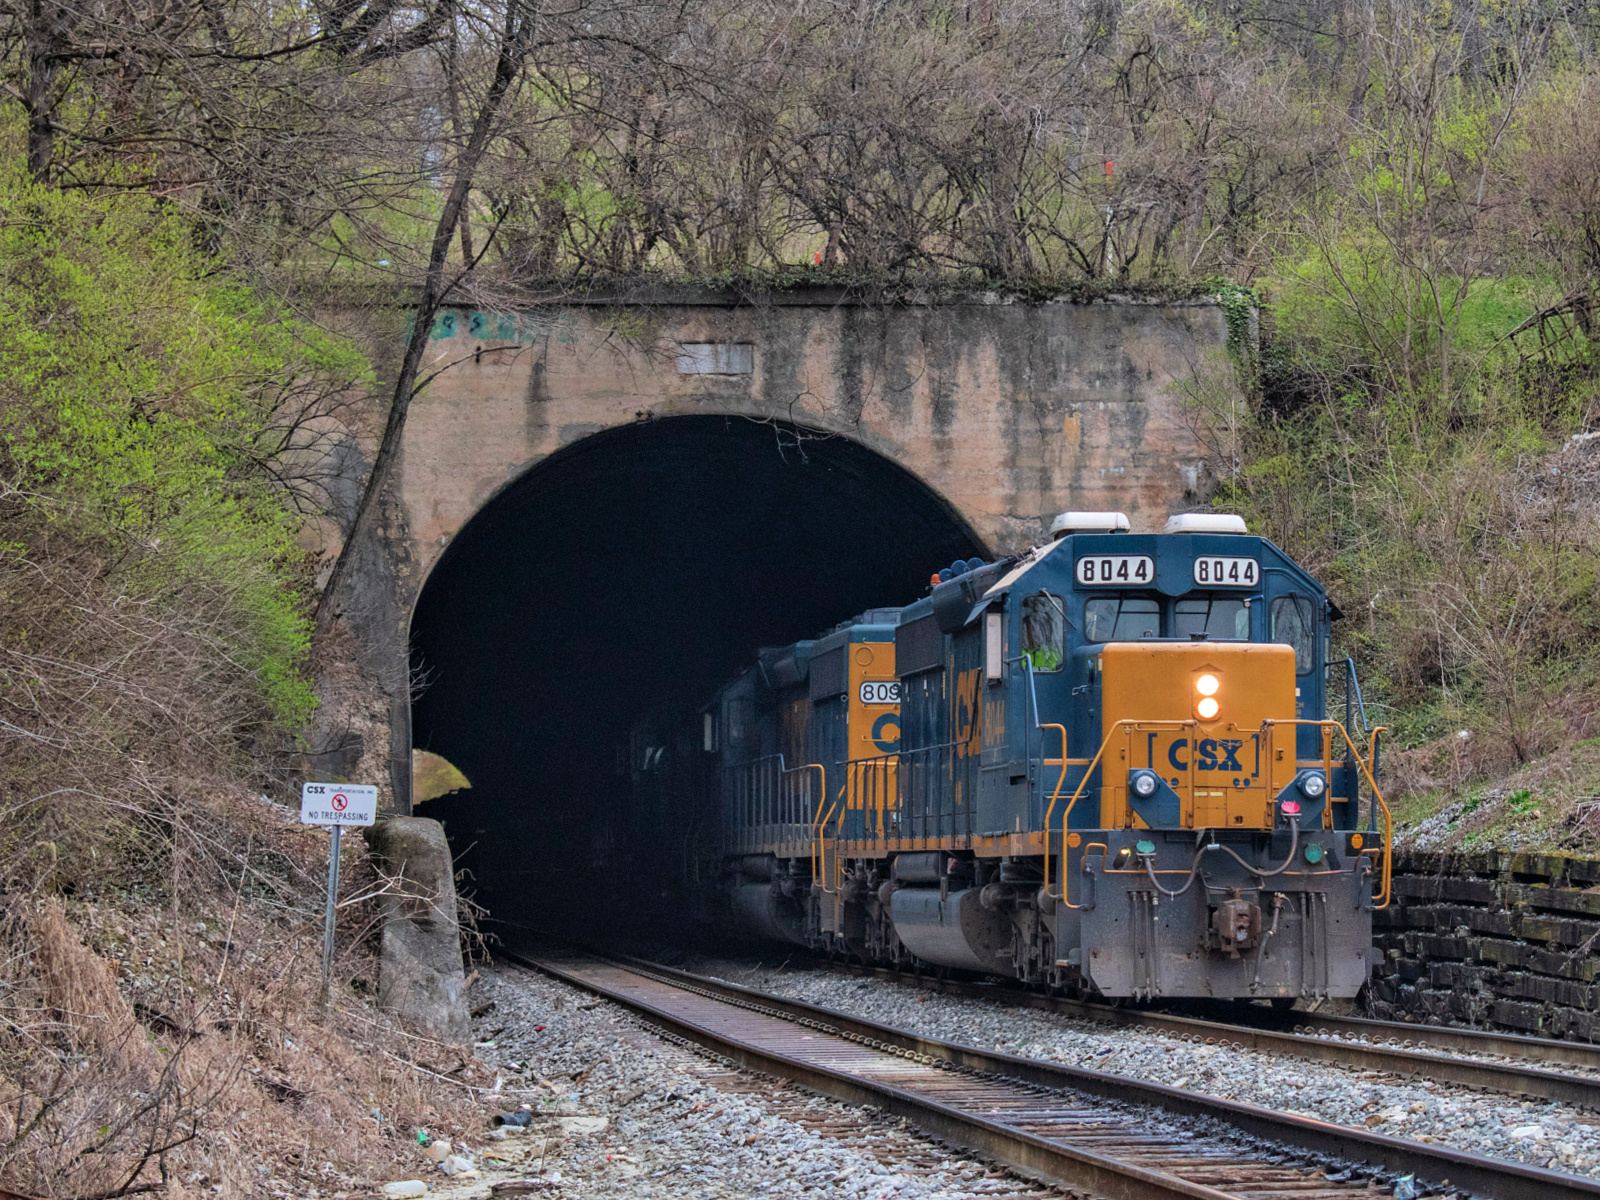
[1207,279,1260,366]
[1184,64,1600,801]
[0,153,368,735]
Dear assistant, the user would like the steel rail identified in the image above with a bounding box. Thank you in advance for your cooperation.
[504,947,1600,1200]
[505,950,1238,1200]
[812,959,1600,1102]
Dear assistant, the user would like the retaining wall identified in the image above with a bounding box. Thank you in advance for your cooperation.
[1370,850,1600,1040]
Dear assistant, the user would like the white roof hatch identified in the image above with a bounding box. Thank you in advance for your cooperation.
[1050,511,1131,539]
[1163,513,1248,534]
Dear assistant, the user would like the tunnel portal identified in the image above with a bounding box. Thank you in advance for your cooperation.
[409,416,984,939]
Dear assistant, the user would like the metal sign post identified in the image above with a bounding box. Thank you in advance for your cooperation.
[301,783,378,1006]
[323,825,342,993]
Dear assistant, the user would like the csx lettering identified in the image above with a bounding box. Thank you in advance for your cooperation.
[1168,738,1247,773]
[954,668,983,758]
[871,712,901,753]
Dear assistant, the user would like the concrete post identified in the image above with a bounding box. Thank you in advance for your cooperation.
[363,817,471,1042]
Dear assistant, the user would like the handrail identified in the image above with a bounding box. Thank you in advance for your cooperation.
[793,764,832,889]
[812,800,838,891]
[1036,722,1071,898]
[832,795,849,893]
[1258,719,1391,909]
[1369,726,1392,907]
[724,754,825,854]
[1048,718,1194,907]
[1326,657,1371,735]
[1039,723,1069,796]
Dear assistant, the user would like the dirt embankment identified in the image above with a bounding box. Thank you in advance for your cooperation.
[0,789,497,1200]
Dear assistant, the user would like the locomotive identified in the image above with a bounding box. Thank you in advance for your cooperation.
[699,512,1389,1001]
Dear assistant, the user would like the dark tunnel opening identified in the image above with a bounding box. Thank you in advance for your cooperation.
[409,415,984,947]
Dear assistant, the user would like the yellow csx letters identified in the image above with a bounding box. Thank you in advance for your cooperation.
[953,667,983,759]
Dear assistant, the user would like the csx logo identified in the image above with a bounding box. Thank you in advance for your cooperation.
[954,667,983,758]
[1166,737,1249,773]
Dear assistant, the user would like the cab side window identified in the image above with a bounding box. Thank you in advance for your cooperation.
[1269,595,1317,674]
[1084,596,1161,641]
[1021,593,1065,671]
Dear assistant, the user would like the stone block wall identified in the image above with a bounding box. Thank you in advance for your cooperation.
[1370,850,1600,1040]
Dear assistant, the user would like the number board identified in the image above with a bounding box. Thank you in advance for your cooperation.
[1193,556,1259,588]
[1075,555,1154,586]
[858,680,901,705]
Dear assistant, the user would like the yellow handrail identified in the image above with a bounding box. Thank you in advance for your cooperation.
[812,799,837,889]
[1047,718,1197,907]
[832,796,849,893]
[1038,723,1070,794]
[783,762,823,886]
[1258,719,1392,909]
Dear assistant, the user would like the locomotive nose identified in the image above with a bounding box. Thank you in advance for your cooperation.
[1098,641,1299,830]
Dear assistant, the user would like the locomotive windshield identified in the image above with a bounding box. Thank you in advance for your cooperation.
[1083,595,1160,641]
[1174,596,1249,640]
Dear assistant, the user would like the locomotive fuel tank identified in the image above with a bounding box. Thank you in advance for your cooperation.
[890,887,1013,973]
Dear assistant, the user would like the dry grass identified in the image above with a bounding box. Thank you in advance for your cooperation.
[0,785,499,1199]
[0,788,511,1198]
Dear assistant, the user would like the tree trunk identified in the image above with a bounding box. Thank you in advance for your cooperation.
[312,0,533,803]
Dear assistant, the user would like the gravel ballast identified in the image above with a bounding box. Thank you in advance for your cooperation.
[687,958,1600,1178]
[459,963,1063,1198]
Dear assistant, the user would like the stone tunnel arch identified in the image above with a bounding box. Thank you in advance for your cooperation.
[407,415,986,929]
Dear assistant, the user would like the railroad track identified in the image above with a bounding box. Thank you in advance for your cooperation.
[805,960,1600,1109]
[503,946,1600,1200]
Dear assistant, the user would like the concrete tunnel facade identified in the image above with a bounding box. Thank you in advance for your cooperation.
[312,287,1235,920]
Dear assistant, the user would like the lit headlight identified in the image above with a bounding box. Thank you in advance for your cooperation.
[1196,697,1220,720]
[1297,770,1327,799]
[1196,674,1219,696]
[1131,769,1160,798]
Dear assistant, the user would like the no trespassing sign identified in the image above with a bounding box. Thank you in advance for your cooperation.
[299,783,378,827]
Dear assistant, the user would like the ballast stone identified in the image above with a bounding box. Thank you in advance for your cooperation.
[364,817,471,1042]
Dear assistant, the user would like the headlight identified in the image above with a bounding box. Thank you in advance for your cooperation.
[1195,673,1219,696]
[1298,770,1327,798]
[1131,769,1159,798]
[1196,696,1220,720]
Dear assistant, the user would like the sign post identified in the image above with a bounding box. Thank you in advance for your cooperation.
[301,783,378,1006]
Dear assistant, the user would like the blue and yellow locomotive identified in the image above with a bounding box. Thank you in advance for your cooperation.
[703,512,1390,1001]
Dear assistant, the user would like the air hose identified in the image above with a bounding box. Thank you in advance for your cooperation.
[1138,818,1302,897]
[1251,892,1287,990]
[1141,841,1216,898]
[1214,817,1299,879]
